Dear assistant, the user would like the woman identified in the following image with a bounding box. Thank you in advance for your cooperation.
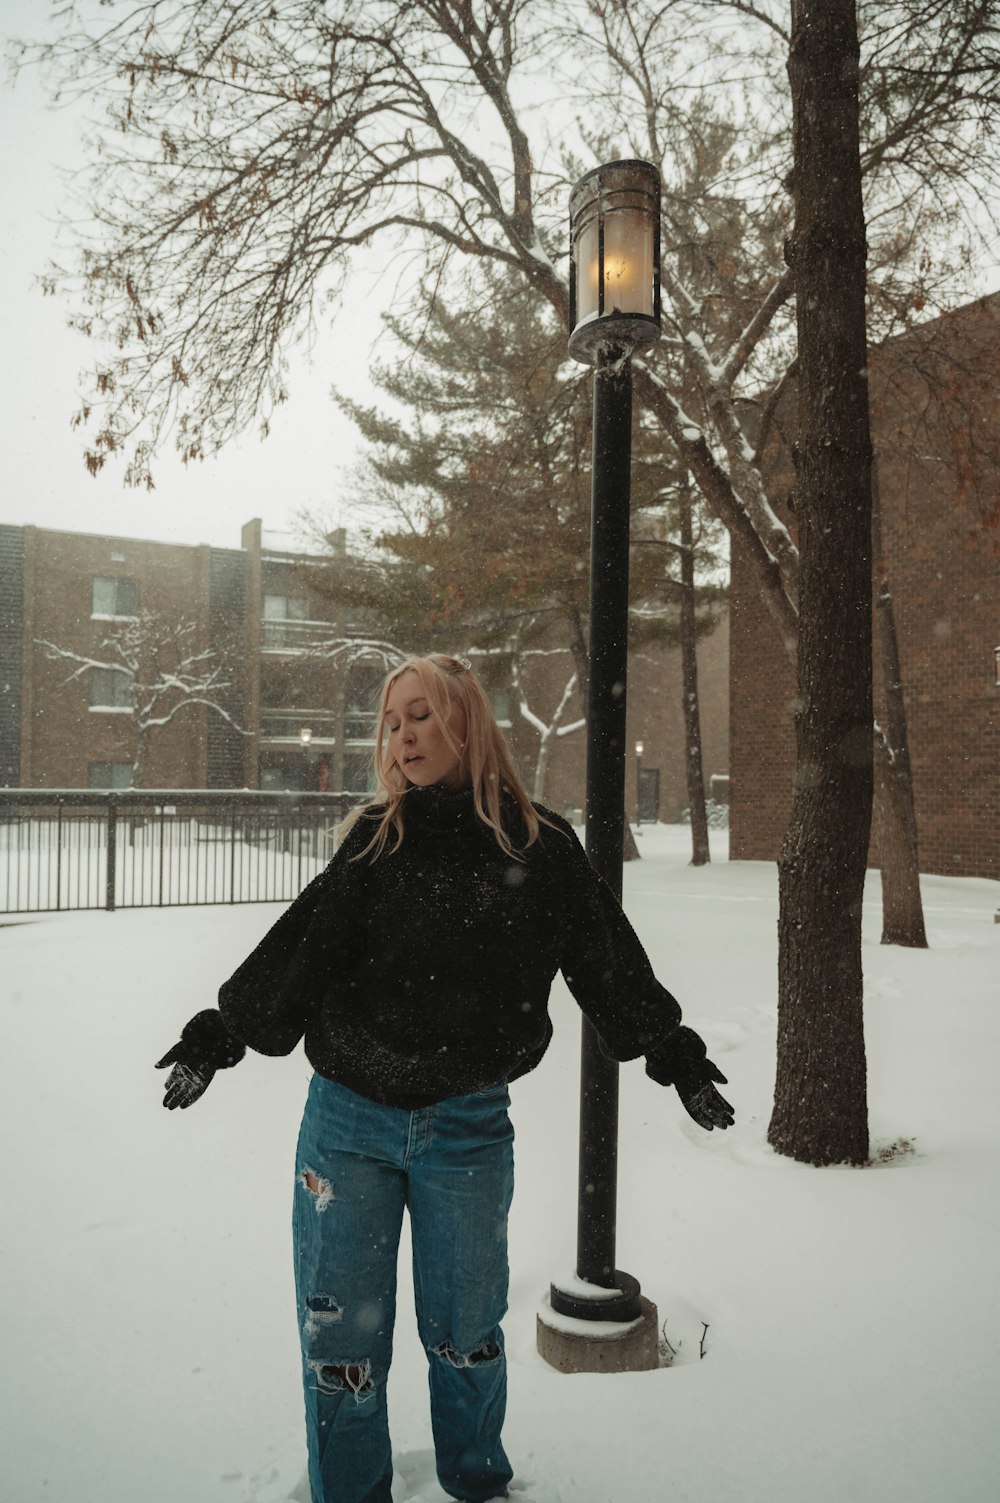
[156,653,733,1503]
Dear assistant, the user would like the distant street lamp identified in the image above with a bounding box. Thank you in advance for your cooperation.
[544,161,661,1348]
[299,727,313,746]
[635,740,645,828]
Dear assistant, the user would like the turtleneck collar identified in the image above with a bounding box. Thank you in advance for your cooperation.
[402,782,479,832]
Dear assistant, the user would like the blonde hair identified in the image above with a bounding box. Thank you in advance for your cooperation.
[343,654,558,861]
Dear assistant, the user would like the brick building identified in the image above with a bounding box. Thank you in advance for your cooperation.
[730,294,1000,880]
[0,516,729,817]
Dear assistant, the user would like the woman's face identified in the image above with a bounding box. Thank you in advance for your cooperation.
[384,671,468,790]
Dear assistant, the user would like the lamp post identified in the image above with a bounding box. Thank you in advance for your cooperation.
[298,726,314,795]
[539,161,661,1366]
[635,739,645,828]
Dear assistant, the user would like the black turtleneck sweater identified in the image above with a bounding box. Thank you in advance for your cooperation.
[208,785,706,1109]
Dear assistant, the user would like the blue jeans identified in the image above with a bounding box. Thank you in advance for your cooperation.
[293,1073,515,1503]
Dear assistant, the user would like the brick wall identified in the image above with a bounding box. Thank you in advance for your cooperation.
[729,540,796,864]
[19,527,216,789]
[6,519,730,811]
[729,295,1000,880]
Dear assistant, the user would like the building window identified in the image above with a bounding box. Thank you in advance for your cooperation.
[90,668,133,710]
[263,595,309,621]
[491,689,512,726]
[92,576,139,617]
[262,596,312,651]
[89,762,133,789]
[343,753,375,794]
[260,763,307,792]
[345,662,385,742]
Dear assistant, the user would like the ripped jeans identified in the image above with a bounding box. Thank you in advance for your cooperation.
[293,1072,515,1503]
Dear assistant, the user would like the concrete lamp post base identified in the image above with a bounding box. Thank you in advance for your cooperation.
[536,1293,660,1374]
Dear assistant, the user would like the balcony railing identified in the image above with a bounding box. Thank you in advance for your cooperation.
[258,709,377,743]
[345,710,377,742]
[261,618,337,653]
[260,709,339,743]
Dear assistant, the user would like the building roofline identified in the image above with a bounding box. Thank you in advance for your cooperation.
[4,520,246,556]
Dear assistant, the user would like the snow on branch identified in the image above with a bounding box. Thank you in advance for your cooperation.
[720,269,795,389]
[36,609,250,780]
[511,652,583,802]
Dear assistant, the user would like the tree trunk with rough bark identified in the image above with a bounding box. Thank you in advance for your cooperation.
[872,735,927,946]
[769,0,873,1167]
[871,460,928,947]
[679,484,710,865]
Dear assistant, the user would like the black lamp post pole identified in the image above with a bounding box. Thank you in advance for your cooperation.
[549,342,643,1322]
[585,347,632,901]
[579,341,633,1283]
[548,158,660,1334]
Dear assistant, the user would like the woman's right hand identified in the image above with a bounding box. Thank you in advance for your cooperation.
[154,1009,246,1110]
[155,1043,215,1109]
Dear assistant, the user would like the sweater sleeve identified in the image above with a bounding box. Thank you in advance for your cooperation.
[548,812,695,1070]
[216,815,373,1057]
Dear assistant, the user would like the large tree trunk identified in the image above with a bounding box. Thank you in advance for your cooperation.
[871,459,928,947]
[679,483,710,865]
[769,0,873,1167]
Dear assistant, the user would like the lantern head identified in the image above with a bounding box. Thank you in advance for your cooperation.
[569,159,661,364]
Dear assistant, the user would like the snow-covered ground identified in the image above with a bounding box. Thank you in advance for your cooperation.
[2,825,998,1503]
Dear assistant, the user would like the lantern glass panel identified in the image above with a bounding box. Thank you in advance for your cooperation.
[603,206,654,317]
[575,213,600,324]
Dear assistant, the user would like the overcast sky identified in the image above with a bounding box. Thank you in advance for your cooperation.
[0,4,388,553]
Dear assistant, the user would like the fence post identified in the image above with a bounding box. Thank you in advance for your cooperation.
[106,795,118,912]
[229,805,237,904]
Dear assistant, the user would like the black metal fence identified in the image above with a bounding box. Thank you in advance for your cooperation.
[0,789,366,914]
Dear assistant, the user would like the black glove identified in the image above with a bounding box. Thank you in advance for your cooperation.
[675,1062,735,1132]
[644,1027,734,1131]
[155,1049,214,1110]
[155,1009,245,1111]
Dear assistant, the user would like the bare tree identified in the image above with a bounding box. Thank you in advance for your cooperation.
[36,611,248,783]
[571,0,998,939]
[509,653,584,802]
[678,480,711,865]
[302,634,409,675]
